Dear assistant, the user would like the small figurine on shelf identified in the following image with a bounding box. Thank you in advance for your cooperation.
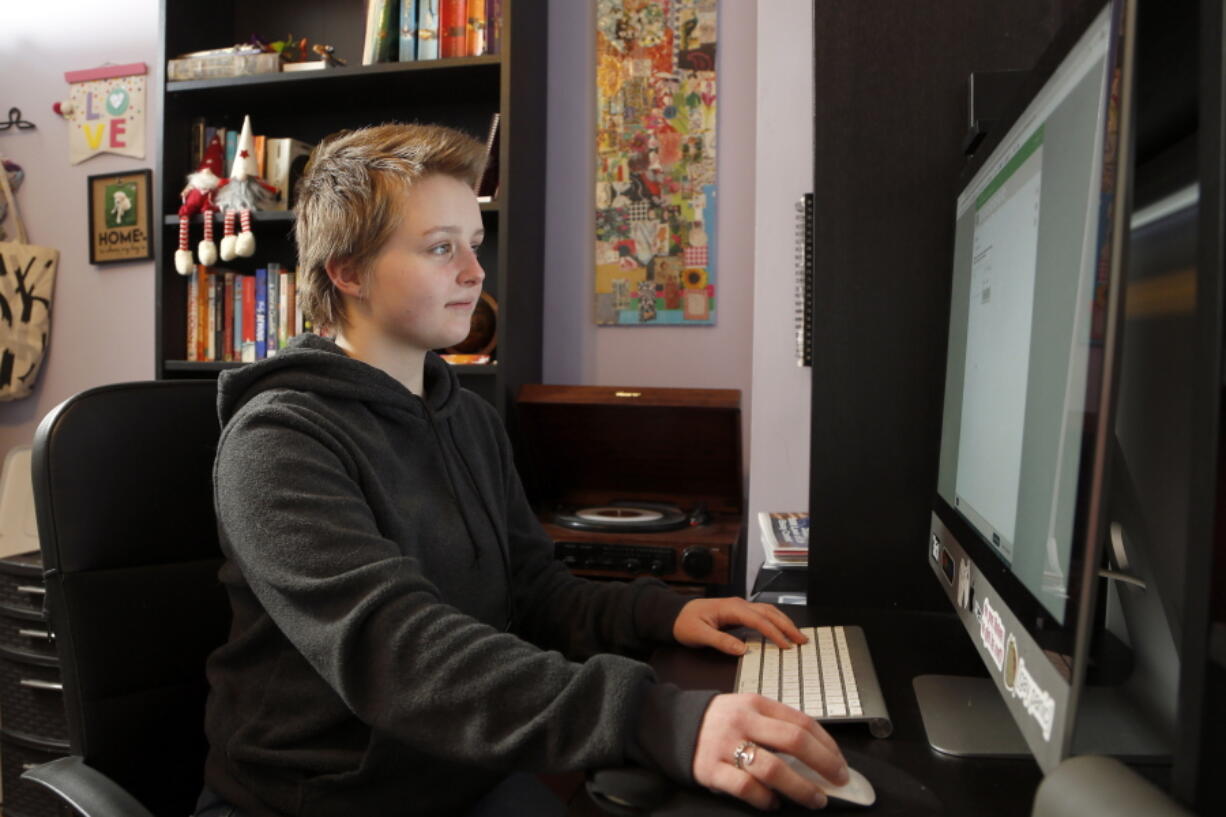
[174,134,226,275]
[312,43,348,67]
[215,115,278,261]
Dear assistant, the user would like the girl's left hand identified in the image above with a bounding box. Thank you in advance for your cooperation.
[673,597,808,655]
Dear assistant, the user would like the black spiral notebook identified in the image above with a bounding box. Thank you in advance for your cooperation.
[794,193,815,367]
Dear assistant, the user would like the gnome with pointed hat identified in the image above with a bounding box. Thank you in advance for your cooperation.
[174,133,226,275]
[216,115,279,261]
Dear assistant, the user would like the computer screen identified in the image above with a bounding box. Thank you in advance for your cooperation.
[922,0,1148,774]
[935,6,1116,627]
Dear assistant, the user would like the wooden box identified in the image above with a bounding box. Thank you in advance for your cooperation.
[515,384,743,593]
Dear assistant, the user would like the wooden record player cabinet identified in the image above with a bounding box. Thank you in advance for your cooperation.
[515,385,743,595]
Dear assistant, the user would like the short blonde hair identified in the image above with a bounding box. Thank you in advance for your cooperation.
[294,123,487,330]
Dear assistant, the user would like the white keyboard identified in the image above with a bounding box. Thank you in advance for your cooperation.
[734,625,893,737]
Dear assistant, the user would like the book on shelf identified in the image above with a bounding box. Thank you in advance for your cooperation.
[264,138,314,211]
[363,0,398,64]
[486,0,503,55]
[253,134,268,178]
[190,117,207,169]
[476,112,500,200]
[280,268,297,350]
[212,274,225,363]
[266,262,280,355]
[417,0,441,60]
[467,0,488,57]
[758,511,809,569]
[399,0,419,61]
[440,0,468,58]
[225,129,238,172]
[282,61,329,72]
[184,265,303,363]
[186,266,200,361]
[222,272,236,362]
[168,49,280,81]
[243,274,258,363]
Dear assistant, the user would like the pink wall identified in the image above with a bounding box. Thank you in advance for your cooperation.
[0,2,158,457]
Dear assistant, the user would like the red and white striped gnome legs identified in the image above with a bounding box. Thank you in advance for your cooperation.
[219,208,239,262]
[235,208,255,257]
[198,205,218,267]
[174,209,193,274]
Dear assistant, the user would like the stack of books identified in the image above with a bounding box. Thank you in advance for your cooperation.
[186,263,307,363]
[365,0,504,64]
[758,511,810,570]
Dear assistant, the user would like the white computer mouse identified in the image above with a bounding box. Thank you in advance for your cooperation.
[777,753,877,807]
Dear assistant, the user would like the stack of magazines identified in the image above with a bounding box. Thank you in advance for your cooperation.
[758,511,809,570]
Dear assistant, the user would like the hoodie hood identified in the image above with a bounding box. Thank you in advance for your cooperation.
[216,333,460,425]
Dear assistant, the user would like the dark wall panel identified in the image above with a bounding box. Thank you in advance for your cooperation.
[808,0,1083,611]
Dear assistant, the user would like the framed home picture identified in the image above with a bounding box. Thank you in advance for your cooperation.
[87,169,153,265]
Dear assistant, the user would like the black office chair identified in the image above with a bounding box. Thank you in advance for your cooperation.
[22,380,229,817]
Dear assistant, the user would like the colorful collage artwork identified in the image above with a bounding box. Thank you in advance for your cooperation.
[594,0,718,326]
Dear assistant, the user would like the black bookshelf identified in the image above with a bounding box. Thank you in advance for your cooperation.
[154,0,546,418]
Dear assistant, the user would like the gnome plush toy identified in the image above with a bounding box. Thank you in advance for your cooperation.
[216,115,278,261]
[174,134,225,275]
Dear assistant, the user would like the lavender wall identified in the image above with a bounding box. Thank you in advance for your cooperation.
[546,2,813,593]
[746,0,814,594]
[543,1,757,396]
[0,1,159,457]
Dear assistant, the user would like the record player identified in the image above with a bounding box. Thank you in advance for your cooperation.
[515,384,743,594]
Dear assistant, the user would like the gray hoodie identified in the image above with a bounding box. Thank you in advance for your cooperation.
[202,334,715,816]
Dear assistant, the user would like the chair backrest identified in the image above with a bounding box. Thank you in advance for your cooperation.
[32,380,228,817]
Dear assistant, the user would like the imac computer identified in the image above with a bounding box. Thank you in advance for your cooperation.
[918,0,1178,774]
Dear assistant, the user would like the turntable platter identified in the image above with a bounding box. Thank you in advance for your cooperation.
[576,506,665,523]
[553,501,690,533]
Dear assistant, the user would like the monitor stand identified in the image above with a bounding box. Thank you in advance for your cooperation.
[913,675,1030,757]
[914,674,1172,760]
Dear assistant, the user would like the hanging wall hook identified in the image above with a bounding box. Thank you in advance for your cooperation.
[0,108,35,132]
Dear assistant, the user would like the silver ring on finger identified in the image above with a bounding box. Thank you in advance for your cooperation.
[732,740,757,770]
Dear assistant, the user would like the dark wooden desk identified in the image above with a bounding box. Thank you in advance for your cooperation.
[649,604,1044,817]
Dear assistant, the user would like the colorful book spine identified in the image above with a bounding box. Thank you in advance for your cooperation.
[196,266,210,362]
[266,262,280,355]
[467,0,487,56]
[399,0,419,61]
[280,269,297,346]
[224,129,238,172]
[242,274,257,360]
[223,272,236,362]
[205,270,214,362]
[253,134,267,178]
[190,117,207,169]
[234,272,245,361]
[486,0,502,55]
[440,0,468,58]
[417,0,441,59]
[363,0,397,64]
[186,266,199,361]
[255,267,268,360]
[211,273,224,362]
[263,138,314,211]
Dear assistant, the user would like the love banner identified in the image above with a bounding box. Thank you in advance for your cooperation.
[61,63,147,165]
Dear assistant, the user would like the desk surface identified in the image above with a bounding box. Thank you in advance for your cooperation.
[651,604,1044,817]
